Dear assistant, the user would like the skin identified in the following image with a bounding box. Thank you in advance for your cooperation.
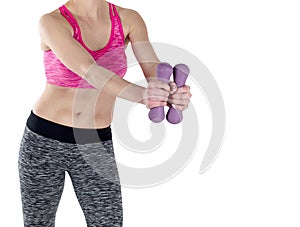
[34,0,191,128]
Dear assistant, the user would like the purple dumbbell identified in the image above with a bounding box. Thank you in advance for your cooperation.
[148,62,173,123]
[166,64,190,124]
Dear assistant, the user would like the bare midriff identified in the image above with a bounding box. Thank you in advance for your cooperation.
[33,83,116,129]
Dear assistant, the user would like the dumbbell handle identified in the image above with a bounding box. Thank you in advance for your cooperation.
[148,62,173,123]
[166,64,190,124]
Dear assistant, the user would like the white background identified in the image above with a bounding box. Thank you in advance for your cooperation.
[1,0,300,226]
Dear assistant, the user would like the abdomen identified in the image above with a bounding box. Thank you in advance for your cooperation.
[33,83,116,128]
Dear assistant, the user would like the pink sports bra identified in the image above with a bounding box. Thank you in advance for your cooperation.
[44,2,127,88]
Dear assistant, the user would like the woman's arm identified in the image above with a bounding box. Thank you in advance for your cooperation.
[126,10,192,110]
[39,13,170,107]
[125,9,160,82]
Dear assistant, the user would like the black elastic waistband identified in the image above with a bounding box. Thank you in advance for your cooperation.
[26,110,112,144]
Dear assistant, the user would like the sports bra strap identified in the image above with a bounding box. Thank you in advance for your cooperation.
[59,3,117,38]
[111,3,120,18]
[108,2,114,18]
[59,5,80,39]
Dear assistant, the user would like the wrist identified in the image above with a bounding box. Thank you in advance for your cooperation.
[139,87,147,105]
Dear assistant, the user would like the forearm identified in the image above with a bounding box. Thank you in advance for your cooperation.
[140,61,161,83]
[130,40,161,83]
[84,63,146,104]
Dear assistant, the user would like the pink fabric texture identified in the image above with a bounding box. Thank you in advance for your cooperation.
[44,2,127,88]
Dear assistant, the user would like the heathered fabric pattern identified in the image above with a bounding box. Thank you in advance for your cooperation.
[44,2,127,88]
[18,126,123,227]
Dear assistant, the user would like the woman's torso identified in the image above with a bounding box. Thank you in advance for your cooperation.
[33,2,130,129]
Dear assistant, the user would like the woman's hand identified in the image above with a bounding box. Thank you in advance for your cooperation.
[143,80,172,109]
[167,84,192,111]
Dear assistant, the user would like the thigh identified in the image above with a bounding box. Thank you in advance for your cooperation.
[18,126,66,227]
[68,140,123,227]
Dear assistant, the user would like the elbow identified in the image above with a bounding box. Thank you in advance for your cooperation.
[81,60,97,82]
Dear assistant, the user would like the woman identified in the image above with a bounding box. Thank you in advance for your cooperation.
[18,0,192,226]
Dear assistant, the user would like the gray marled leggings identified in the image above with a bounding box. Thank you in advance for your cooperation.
[18,126,123,227]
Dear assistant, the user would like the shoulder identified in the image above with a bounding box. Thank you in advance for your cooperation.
[38,9,72,35]
[39,9,61,26]
[114,5,149,42]
[115,5,146,26]
[116,6,143,19]
[38,9,73,50]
